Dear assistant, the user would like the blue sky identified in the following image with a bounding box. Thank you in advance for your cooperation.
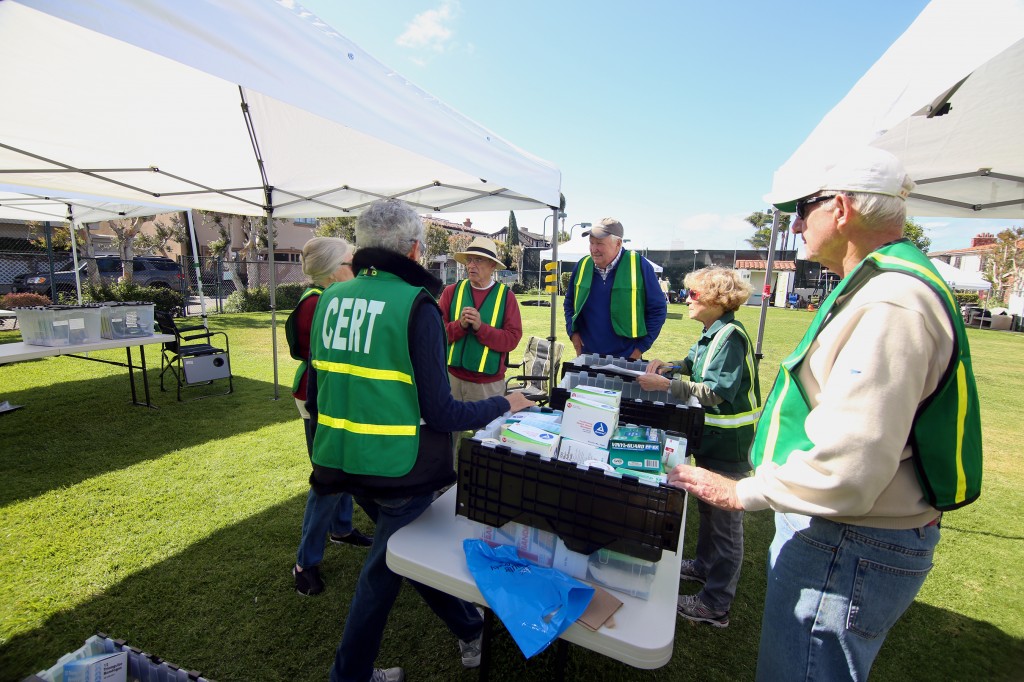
[297,0,1013,253]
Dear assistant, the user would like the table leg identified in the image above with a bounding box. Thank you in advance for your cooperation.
[125,346,139,405]
[553,638,569,682]
[139,344,156,408]
[479,607,494,682]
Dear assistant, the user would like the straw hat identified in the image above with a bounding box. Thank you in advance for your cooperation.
[454,236,503,267]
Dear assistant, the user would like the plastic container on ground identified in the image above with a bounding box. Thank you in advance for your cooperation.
[27,632,210,682]
[100,302,155,339]
[14,305,103,347]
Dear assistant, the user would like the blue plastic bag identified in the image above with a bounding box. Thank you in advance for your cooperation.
[463,538,594,658]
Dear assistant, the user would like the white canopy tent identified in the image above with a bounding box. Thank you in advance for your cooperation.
[758,0,1024,353]
[0,0,562,396]
[929,258,991,291]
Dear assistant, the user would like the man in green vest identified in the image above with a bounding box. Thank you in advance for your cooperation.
[666,147,982,680]
[440,236,523,401]
[563,217,667,359]
[306,199,536,682]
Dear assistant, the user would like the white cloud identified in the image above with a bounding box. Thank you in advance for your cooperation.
[396,1,459,53]
[638,213,759,250]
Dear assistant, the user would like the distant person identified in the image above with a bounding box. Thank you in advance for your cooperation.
[562,218,667,359]
[285,237,372,597]
[439,237,523,400]
[666,147,982,680]
[306,199,536,682]
[639,267,760,629]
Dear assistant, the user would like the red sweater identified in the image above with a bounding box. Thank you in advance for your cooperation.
[439,281,523,384]
[291,292,319,401]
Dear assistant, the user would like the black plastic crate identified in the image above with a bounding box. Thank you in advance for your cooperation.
[456,438,684,562]
[560,353,647,381]
[551,371,704,451]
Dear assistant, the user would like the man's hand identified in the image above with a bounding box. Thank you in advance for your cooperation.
[504,391,537,413]
[637,373,671,392]
[667,465,744,511]
[570,332,583,357]
[460,306,482,331]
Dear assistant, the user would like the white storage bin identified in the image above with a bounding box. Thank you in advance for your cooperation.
[100,301,155,339]
[15,305,103,346]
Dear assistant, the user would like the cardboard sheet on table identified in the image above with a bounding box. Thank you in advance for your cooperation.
[576,585,623,631]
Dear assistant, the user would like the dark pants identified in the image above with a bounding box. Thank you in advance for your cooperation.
[693,469,747,612]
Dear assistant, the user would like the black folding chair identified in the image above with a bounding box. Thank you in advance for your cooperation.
[154,310,233,401]
[505,336,564,404]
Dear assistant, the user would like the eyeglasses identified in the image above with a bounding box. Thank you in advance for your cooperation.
[465,256,493,265]
[340,262,353,268]
[795,194,837,220]
[687,290,700,301]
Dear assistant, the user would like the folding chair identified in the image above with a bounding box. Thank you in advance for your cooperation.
[505,336,564,404]
[154,310,233,401]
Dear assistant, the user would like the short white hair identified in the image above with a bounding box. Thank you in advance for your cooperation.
[301,237,352,285]
[356,199,424,254]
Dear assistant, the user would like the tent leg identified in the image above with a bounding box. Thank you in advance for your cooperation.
[267,203,280,400]
[753,209,782,362]
[185,210,208,325]
[547,207,559,393]
[67,205,84,304]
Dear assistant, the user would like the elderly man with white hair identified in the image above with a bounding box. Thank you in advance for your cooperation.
[668,147,983,681]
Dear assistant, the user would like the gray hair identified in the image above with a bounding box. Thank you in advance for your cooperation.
[821,186,910,232]
[301,237,353,285]
[355,199,425,254]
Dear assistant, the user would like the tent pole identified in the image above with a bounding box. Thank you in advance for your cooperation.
[547,206,559,394]
[267,200,280,400]
[184,210,208,326]
[753,209,782,362]
[67,204,84,304]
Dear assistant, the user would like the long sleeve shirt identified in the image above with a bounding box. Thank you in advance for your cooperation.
[439,280,523,383]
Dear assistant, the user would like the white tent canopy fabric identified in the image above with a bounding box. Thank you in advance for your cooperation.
[769,0,1024,219]
[0,0,561,217]
[0,0,562,397]
[541,237,664,272]
[929,258,991,291]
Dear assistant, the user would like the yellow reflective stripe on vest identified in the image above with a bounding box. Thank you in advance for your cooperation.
[476,283,505,373]
[311,359,413,384]
[870,253,957,311]
[317,413,417,436]
[447,279,470,365]
[955,362,968,503]
[628,252,639,337]
[762,367,792,460]
[705,408,762,427]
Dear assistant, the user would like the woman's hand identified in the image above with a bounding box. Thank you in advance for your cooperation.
[645,358,666,374]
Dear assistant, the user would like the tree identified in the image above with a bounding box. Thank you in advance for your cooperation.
[985,226,1024,302]
[29,222,83,252]
[506,211,520,246]
[745,210,791,253]
[423,223,451,270]
[135,212,188,257]
[447,232,473,280]
[557,230,571,243]
[315,216,356,242]
[902,219,931,253]
[108,216,147,281]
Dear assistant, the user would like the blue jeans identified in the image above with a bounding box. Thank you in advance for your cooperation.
[295,487,354,569]
[330,492,483,682]
[693,470,746,612]
[756,512,940,682]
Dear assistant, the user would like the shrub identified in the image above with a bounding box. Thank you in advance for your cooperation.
[78,281,183,313]
[510,281,531,295]
[1,292,52,308]
[275,281,309,310]
[955,292,981,306]
[225,285,271,313]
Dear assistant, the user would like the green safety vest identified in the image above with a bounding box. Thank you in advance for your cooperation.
[446,279,508,375]
[285,286,322,394]
[750,240,983,511]
[691,318,761,467]
[570,250,648,338]
[309,269,426,477]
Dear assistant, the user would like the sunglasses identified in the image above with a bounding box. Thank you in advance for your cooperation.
[795,194,837,220]
[687,290,700,301]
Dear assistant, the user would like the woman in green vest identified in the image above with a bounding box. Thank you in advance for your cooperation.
[639,267,760,628]
[285,237,371,597]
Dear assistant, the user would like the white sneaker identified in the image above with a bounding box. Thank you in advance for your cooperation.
[459,633,483,668]
[369,667,404,682]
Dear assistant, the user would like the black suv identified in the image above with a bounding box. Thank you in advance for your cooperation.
[12,256,183,296]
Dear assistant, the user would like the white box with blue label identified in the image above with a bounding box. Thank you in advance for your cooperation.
[560,395,619,449]
[63,651,127,682]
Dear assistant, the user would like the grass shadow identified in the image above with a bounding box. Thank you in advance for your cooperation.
[0,372,294,507]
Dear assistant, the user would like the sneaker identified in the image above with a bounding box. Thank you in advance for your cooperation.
[329,528,373,547]
[459,632,483,669]
[676,593,729,628]
[679,559,707,585]
[292,564,324,596]
[369,668,404,682]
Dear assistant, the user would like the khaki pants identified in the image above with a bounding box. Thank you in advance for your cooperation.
[448,372,506,466]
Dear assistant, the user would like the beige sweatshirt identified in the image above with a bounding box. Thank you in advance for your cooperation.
[735,272,952,529]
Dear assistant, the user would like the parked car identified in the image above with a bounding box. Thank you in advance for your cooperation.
[11,256,184,296]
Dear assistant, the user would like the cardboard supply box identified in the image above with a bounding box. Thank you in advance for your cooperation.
[557,438,610,466]
[561,395,620,448]
[479,521,557,567]
[551,538,659,600]
[569,385,622,408]
[662,433,689,469]
[608,425,664,472]
[63,651,127,682]
[499,422,560,458]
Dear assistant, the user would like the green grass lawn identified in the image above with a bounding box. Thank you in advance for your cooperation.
[1,301,1022,681]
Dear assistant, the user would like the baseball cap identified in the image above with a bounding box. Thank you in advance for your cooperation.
[582,218,624,239]
[765,146,914,213]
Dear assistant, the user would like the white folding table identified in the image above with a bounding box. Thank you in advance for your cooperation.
[386,486,686,678]
[0,334,174,408]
